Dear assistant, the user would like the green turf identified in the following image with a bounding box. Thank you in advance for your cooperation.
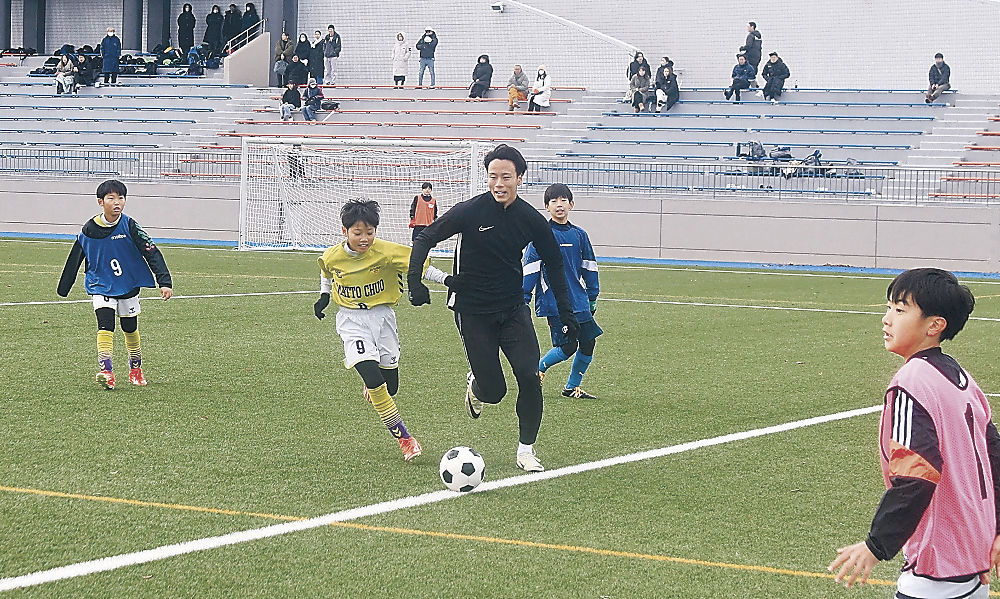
[1,238,998,597]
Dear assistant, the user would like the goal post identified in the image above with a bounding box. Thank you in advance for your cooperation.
[238,137,490,252]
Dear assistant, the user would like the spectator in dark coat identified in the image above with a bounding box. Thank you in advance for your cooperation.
[724,54,755,102]
[294,33,311,63]
[178,4,196,55]
[655,63,679,112]
[284,54,309,86]
[222,4,242,46]
[627,51,653,81]
[242,3,260,40]
[469,54,493,98]
[416,27,438,87]
[323,25,343,86]
[926,53,951,103]
[302,78,324,121]
[760,52,789,102]
[309,30,325,84]
[204,5,224,55]
[99,27,122,86]
[740,22,762,74]
[73,53,97,88]
[279,81,301,121]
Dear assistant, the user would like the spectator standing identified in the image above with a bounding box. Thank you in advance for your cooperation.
[469,54,493,98]
[724,54,754,102]
[178,4,196,55]
[242,3,260,40]
[280,81,301,121]
[55,54,75,94]
[302,78,324,121]
[527,65,551,113]
[273,31,293,86]
[294,33,311,62]
[204,5,224,56]
[391,32,411,88]
[926,53,951,103]
[507,64,529,111]
[99,27,121,86]
[629,65,651,112]
[655,64,679,112]
[285,54,309,87]
[416,26,438,87]
[740,22,762,76]
[760,52,789,102]
[309,31,326,84]
[222,4,242,47]
[323,25,342,86]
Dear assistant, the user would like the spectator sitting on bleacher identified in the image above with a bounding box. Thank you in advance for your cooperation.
[223,4,242,47]
[629,65,651,113]
[204,5,224,56]
[507,64,529,111]
[724,53,754,102]
[654,56,673,82]
[310,31,326,84]
[73,54,97,90]
[285,54,309,86]
[178,4,196,55]
[469,54,493,99]
[55,54,75,95]
[626,52,652,101]
[99,27,121,87]
[740,22,762,77]
[280,81,301,121]
[655,64,679,112]
[302,78,324,121]
[527,65,551,113]
[391,32,411,89]
[926,53,951,104]
[760,52,789,102]
[294,33,311,63]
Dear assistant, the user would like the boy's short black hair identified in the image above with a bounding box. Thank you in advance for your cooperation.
[934,52,944,59]
[421,182,433,190]
[341,199,380,229]
[748,21,756,28]
[887,267,975,341]
[96,179,127,199]
[543,183,573,206]
[484,144,527,176]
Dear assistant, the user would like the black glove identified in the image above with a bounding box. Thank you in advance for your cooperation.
[558,311,580,343]
[408,275,431,306]
[314,292,330,320]
[443,272,466,291]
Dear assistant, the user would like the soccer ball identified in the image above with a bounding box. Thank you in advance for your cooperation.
[439,446,486,492]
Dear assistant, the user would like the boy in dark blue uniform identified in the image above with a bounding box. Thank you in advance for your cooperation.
[523,184,602,399]
[58,180,173,389]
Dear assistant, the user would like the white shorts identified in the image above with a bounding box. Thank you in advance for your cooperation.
[335,305,400,369]
[91,294,141,317]
[896,570,989,598]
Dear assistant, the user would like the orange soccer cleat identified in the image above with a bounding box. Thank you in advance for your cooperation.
[399,436,422,462]
[96,370,115,390]
[128,367,147,386]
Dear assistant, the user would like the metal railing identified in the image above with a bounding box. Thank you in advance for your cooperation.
[1,148,998,205]
[223,18,267,56]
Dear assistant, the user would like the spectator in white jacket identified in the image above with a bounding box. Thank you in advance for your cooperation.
[391,32,411,88]
[527,65,551,113]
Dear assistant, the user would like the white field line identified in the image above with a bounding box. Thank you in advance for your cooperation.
[0,404,881,592]
[4,291,1000,323]
[988,394,1000,398]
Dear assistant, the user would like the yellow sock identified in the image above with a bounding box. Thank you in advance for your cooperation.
[368,383,410,439]
[123,330,141,369]
[97,330,113,371]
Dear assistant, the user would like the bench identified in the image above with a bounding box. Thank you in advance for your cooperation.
[954,161,1000,166]
[268,96,572,104]
[600,111,935,121]
[588,125,922,135]
[0,104,213,112]
[0,128,178,136]
[234,119,541,130]
[941,176,1000,182]
[219,132,527,142]
[316,84,585,91]
[965,146,1000,151]
[0,141,159,148]
[674,100,946,108]
[572,139,734,147]
[0,167,120,175]
[928,193,1000,199]
[589,125,749,133]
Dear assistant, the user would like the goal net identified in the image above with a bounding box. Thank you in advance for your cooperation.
[238,138,490,252]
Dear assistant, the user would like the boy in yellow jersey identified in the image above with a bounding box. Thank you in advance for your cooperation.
[313,199,451,462]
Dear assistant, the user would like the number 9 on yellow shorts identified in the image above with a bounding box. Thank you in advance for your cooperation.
[335,305,400,369]
[91,294,141,316]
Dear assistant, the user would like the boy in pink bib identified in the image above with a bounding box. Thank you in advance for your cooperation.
[830,268,1000,599]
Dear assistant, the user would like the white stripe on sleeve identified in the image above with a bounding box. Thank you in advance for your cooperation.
[581,260,599,272]
[523,260,542,275]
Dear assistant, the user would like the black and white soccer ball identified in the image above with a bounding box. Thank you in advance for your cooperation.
[439,446,486,492]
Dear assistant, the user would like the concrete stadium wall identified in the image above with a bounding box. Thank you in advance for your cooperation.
[1,180,998,273]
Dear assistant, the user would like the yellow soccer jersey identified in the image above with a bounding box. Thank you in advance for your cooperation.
[318,238,429,309]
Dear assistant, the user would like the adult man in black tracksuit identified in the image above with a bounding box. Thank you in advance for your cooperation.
[407,144,578,473]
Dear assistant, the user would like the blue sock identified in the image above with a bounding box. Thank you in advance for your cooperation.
[539,347,570,372]
[566,352,593,389]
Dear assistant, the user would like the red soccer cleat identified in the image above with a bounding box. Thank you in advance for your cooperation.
[399,436,422,462]
[128,367,147,386]
[96,370,115,390]
[363,385,372,403]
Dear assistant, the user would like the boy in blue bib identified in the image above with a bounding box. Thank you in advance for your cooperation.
[58,180,173,389]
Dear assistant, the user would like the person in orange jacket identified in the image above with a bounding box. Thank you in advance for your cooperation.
[408,182,438,242]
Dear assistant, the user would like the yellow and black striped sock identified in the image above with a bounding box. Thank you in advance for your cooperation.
[368,383,410,439]
[97,330,113,372]
[123,330,141,369]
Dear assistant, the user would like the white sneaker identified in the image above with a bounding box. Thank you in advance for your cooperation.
[755,90,764,98]
[516,449,544,472]
[465,371,483,419]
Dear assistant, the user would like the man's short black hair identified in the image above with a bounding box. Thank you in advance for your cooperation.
[543,183,573,206]
[887,267,975,341]
[97,179,127,198]
[421,182,433,190]
[341,199,380,229]
[934,52,944,59]
[484,144,527,176]
[749,21,756,28]
[328,25,335,30]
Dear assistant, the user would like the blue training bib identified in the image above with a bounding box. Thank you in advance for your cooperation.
[79,214,156,297]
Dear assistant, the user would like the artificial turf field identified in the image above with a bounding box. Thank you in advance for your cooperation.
[2,237,999,598]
